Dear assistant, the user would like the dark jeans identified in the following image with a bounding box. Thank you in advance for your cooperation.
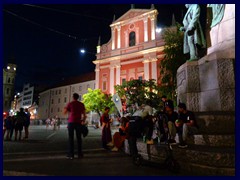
[144,117,153,141]
[128,136,138,156]
[68,123,83,158]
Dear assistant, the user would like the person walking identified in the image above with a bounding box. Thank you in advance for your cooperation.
[24,108,31,139]
[100,107,113,149]
[64,93,87,160]
[15,108,27,141]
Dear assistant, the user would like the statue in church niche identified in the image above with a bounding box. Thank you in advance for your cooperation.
[180,4,206,61]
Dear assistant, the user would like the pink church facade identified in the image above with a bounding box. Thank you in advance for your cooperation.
[93,7,165,95]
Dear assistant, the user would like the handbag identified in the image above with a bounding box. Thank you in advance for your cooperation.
[81,125,89,137]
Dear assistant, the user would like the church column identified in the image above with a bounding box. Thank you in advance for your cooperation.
[116,65,121,85]
[110,66,115,94]
[124,31,128,48]
[144,18,148,42]
[136,27,139,45]
[111,27,115,50]
[151,58,158,80]
[95,64,100,89]
[150,15,156,40]
[117,26,121,49]
[143,60,150,80]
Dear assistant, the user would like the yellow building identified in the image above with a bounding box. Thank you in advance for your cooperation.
[3,61,17,113]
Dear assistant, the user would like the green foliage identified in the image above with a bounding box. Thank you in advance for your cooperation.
[159,23,187,100]
[82,88,115,116]
[114,79,162,109]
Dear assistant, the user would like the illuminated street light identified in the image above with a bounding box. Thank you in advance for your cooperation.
[156,27,162,33]
[79,48,96,55]
[80,49,86,54]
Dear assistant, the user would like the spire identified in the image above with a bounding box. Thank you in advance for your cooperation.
[112,14,115,23]
[97,36,101,46]
[131,4,135,9]
[172,13,176,26]
[151,4,155,9]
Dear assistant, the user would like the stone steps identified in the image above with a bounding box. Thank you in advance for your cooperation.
[188,134,235,147]
[195,112,235,134]
[123,140,235,175]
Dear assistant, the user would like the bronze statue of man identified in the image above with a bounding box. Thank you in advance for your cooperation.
[180,4,206,61]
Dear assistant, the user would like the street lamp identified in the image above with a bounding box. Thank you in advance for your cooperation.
[80,49,86,54]
[156,27,162,33]
[79,48,96,55]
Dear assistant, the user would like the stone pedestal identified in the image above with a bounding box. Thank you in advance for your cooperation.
[177,56,235,113]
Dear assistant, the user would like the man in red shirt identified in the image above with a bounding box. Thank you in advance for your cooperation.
[64,93,87,159]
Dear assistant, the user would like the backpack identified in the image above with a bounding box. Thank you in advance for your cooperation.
[128,116,144,138]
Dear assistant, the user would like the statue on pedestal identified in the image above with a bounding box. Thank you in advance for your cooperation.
[180,4,206,61]
[207,4,225,28]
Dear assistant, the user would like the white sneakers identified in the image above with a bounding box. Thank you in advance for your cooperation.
[107,142,114,147]
[111,146,118,152]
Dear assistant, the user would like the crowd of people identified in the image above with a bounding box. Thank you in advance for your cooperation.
[3,108,31,141]
[45,116,61,130]
[3,92,198,160]
[96,95,199,152]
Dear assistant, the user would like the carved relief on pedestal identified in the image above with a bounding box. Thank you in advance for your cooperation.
[187,65,200,92]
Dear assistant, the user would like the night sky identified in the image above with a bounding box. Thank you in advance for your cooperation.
[3,4,206,92]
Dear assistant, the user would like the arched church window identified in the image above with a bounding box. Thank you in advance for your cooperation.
[8,78,11,83]
[129,31,136,47]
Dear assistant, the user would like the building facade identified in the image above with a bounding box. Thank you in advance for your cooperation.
[93,6,165,95]
[3,63,17,112]
[15,84,34,111]
[38,73,95,120]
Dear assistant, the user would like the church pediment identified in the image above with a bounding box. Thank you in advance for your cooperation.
[114,9,152,23]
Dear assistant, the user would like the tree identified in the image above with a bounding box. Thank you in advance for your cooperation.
[82,88,115,117]
[114,79,162,109]
[159,23,187,101]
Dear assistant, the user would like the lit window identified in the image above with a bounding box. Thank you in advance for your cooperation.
[103,81,107,91]
[129,31,136,47]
